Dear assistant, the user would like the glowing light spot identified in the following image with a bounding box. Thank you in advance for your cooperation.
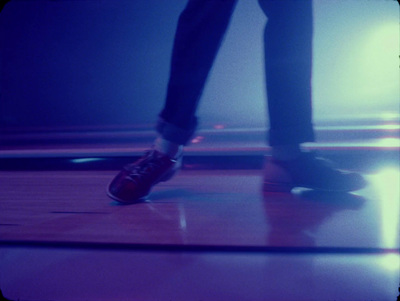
[379,253,400,272]
[191,136,205,144]
[375,137,400,148]
[213,124,226,130]
[356,22,399,100]
[380,112,400,122]
[378,124,400,131]
[373,168,400,249]
[321,21,399,110]
[179,203,187,231]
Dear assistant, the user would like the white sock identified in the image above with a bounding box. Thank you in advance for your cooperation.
[154,137,183,159]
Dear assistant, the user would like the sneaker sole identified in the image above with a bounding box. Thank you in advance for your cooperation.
[263,181,294,193]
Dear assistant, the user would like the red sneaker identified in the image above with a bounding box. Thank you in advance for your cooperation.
[107,150,182,203]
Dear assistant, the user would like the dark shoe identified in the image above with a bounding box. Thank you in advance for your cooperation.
[263,152,367,193]
[107,150,182,203]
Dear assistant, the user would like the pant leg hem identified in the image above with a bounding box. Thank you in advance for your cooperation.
[156,117,196,145]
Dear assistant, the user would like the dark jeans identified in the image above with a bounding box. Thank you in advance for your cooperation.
[157,0,315,146]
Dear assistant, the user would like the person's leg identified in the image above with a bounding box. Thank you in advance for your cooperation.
[259,0,366,192]
[157,0,238,146]
[259,0,314,150]
[108,0,238,203]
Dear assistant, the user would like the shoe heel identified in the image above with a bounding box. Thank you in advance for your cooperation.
[159,169,176,182]
[263,181,293,193]
[159,158,182,182]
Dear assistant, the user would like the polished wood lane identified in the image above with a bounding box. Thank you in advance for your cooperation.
[1,168,397,250]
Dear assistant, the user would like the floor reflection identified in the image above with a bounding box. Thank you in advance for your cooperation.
[368,167,400,249]
[263,190,366,247]
[0,163,399,300]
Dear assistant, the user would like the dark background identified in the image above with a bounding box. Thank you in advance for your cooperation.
[0,0,398,131]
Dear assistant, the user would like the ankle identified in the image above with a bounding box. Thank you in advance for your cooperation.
[154,137,183,159]
[271,144,302,161]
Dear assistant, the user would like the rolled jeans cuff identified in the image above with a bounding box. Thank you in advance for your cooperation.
[156,117,197,145]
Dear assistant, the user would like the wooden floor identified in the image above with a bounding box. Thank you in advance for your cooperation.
[0,125,399,300]
[0,168,398,251]
[0,157,399,300]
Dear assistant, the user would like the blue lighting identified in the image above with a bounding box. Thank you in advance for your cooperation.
[70,158,105,164]
[313,0,399,121]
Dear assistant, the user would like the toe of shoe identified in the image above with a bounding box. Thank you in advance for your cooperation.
[315,172,367,192]
[107,176,149,203]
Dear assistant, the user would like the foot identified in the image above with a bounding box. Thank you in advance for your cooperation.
[107,149,182,203]
[263,152,366,192]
